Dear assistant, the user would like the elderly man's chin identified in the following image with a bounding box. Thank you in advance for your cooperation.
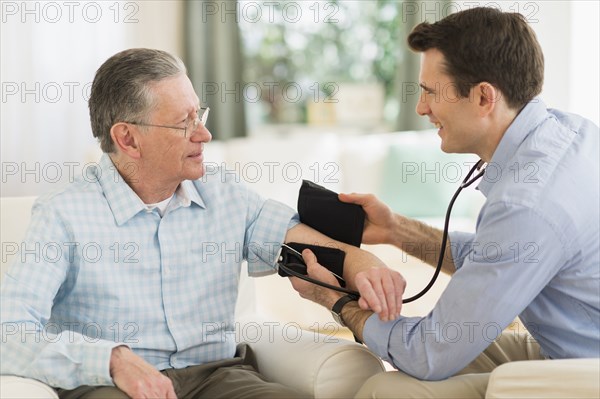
[186,164,206,180]
[182,161,206,181]
[193,166,206,181]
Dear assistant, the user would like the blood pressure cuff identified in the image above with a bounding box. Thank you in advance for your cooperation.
[278,242,346,286]
[297,180,365,247]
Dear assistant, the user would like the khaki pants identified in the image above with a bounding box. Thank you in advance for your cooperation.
[55,344,305,399]
[355,331,543,399]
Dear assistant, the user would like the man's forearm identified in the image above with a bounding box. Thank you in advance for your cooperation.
[340,245,390,291]
[285,223,389,291]
[389,214,456,275]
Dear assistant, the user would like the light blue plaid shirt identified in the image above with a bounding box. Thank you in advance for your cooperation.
[1,154,298,389]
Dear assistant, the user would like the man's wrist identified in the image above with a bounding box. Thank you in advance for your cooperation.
[320,290,344,311]
[340,301,373,343]
[330,295,358,327]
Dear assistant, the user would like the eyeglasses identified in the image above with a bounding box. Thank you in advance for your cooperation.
[125,106,209,138]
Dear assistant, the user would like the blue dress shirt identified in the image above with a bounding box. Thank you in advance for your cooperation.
[364,99,600,380]
[0,154,298,389]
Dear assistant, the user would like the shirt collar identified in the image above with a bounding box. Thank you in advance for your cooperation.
[96,154,206,225]
[477,98,550,196]
[172,180,206,210]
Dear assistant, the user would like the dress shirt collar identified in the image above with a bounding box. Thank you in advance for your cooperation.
[174,180,206,210]
[96,154,206,225]
[477,98,550,196]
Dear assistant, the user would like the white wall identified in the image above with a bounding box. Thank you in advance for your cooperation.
[1,1,598,197]
[569,1,600,125]
[528,0,599,124]
[1,0,184,196]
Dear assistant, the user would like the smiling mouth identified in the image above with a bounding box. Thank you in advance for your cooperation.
[433,122,443,129]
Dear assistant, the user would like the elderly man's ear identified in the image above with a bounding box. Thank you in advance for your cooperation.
[111,123,141,159]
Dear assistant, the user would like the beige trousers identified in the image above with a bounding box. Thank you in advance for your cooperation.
[355,331,543,399]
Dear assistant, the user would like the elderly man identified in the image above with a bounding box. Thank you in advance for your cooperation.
[0,48,405,398]
[291,7,599,398]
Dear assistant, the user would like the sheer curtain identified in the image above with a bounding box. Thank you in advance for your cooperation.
[1,12,117,196]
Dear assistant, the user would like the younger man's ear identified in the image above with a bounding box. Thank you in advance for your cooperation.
[110,123,141,159]
[476,82,500,115]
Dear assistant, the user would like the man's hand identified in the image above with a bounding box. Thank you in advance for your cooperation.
[338,193,399,245]
[289,249,344,310]
[110,346,177,399]
[354,267,405,321]
[290,249,406,321]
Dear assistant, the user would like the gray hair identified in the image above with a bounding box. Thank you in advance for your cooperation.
[88,48,187,153]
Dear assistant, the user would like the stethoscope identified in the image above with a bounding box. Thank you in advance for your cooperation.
[279,159,487,303]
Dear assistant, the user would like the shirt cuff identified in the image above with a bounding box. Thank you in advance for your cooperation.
[247,200,298,276]
[363,313,399,364]
[79,341,126,386]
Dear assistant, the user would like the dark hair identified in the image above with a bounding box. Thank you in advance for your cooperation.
[89,48,186,153]
[408,7,544,110]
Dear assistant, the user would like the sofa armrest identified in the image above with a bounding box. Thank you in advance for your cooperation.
[0,376,59,399]
[241,321,385,398]
[486,358,600,399]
